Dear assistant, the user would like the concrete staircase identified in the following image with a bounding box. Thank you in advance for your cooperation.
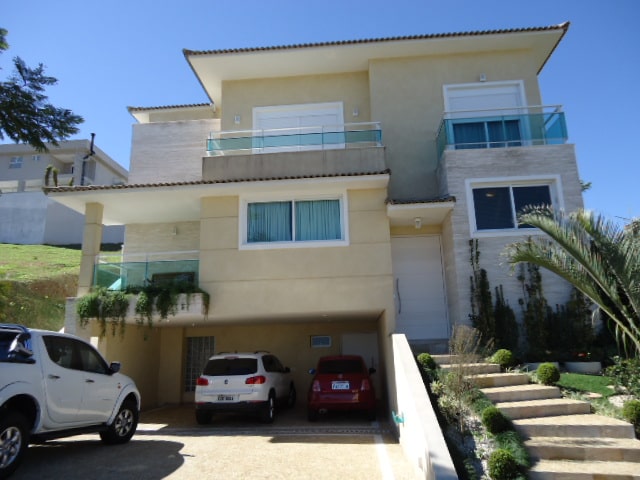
[431,354,640,480]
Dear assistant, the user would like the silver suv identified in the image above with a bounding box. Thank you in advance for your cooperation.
[194,352,295,424]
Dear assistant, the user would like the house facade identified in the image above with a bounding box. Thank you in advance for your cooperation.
[49,23,582,411]
[0,139,127,245]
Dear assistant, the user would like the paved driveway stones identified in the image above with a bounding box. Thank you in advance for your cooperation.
[14,405,419,479]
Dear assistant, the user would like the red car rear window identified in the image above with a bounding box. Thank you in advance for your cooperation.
[318,359,363,374]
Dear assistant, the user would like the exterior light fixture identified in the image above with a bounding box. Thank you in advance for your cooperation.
[414,217,422,229]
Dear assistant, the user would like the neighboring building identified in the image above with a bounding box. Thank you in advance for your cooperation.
[48,23,582,413]
[0,140,128,245]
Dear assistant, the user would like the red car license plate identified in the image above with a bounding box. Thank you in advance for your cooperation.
[332,381,350,390]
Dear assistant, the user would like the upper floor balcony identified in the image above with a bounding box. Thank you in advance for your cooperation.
[436,105,568,159]
[93,251,199,291]
[202,122,386,182]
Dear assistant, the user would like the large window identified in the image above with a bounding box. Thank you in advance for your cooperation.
[470,182,554,233]
[9,156,22,169]
[245,198,344,245]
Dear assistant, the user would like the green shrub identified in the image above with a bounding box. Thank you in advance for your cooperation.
[481,406,510,434]
[490,349,516,369]
[536,362,560,385]
[605,356,640,398]
[622,399,640,427]
[487,448,519,479]
[417,352,437,371]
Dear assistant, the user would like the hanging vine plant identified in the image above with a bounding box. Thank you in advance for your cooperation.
[76,281,211,337]
[76,287,131,337]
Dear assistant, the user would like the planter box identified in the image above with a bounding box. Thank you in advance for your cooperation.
[127,292,207,323]
[563,361,602,374]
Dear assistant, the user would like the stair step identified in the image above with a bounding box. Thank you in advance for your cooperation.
[513,414,636,439]
[430,354,480,365]
[528,459,640,480]
[526,436,640,462]
[481,384,561,402]
[496,398,591,420]
[467,372,529,388]
[439,362,501,374]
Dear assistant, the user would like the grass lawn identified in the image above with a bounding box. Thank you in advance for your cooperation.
[557,372,616,397]
[0,244,81,281]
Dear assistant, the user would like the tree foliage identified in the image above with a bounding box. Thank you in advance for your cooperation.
[506,207,640,357]
[0,28,83,151]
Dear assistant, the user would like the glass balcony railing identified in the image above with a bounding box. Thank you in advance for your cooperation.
[93,251,199,290]
[207,122,382,156]
[436,105,568,159]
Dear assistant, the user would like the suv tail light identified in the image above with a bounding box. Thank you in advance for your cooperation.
[360,379,371,391]
[245,375,266,385]
[311,380,321,392]
[196,377,209,386]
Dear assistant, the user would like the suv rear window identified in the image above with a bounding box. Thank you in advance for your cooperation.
[318,359,363,374]
[203,357,258,376]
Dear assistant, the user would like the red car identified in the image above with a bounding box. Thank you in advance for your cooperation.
[307,355,376,421]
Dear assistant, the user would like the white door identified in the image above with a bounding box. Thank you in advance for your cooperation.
[254,102,344,152]
[391,236,449,340]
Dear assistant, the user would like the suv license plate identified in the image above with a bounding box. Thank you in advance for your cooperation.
[217,395,235,402]
[332,381,350,390]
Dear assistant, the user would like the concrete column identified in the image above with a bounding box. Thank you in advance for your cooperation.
[77,202,104,296]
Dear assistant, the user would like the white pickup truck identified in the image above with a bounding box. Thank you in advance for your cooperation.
[0,324,140,478]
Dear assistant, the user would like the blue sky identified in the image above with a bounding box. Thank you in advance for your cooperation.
[3,0,639,223]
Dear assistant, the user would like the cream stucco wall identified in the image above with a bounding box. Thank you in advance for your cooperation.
[220,72,370,131]
[198,188,395,323]
[369,50,543,202]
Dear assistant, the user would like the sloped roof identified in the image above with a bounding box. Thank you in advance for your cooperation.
[184,23,569,105]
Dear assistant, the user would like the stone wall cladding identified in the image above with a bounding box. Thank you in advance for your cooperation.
[441,144,584,326]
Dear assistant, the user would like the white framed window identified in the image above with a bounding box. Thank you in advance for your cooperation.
[32,155,41,162]
[240,192,348,249]
[9,156,23,169]
[466,176,563,237]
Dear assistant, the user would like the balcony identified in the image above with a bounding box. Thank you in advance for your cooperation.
[93,251,199,290]
[436,105,568,159]
[202,122,386,182]
[206,122,382,156]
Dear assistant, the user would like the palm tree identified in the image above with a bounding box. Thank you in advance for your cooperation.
[505,207,640,356]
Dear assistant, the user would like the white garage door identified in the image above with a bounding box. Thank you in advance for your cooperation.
[391,236,449,340]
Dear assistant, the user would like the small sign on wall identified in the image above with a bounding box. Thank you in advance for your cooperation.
[310,335,331,348]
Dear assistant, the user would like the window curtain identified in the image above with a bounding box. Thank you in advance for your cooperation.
[487,120,521,147]
[453,122,486,149]
[295,200,341,241]
[247,202,292,242]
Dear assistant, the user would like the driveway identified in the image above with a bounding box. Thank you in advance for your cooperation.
[15,404,419,479]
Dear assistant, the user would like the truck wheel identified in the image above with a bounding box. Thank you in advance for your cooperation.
[0,411,29,478]
[100,400,138,445]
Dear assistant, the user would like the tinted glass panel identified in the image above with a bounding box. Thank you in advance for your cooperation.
[513,186,551,229]
[247,202,292,243]
[77,341,108,374]
[203,358,258,376]
[473,187,514,230]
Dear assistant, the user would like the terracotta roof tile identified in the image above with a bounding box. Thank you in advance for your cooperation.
[183,23,569,57]
[386,195,456,205]
[44,169,391,193]
[127,103,213,112]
